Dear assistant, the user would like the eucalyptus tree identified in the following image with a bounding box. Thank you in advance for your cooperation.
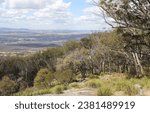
[98,0,150,76]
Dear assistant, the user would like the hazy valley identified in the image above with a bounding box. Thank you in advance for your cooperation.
[0,28,89,55]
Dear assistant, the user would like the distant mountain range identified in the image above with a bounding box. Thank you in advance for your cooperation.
[0,27,104,34]
[0,27,29,31]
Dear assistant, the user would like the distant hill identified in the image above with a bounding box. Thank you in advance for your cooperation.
[0,27,29,31]
[0,27,102,34]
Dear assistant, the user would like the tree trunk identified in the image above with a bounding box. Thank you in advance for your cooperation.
[132,52,144,77]
[102,61,105,73]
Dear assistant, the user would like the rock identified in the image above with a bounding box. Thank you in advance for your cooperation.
[113,91,126,96]
[134,84,143,96]
[134,84,142,89]
[143,89,150,96]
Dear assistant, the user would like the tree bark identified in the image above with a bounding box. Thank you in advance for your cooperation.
[132,52,144,77]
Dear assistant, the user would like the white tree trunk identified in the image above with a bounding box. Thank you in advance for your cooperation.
[132,52,144,77]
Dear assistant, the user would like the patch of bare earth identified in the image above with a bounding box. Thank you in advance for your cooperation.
[113,91,126,96]
[43,88,97,96]
[142,89,150,96]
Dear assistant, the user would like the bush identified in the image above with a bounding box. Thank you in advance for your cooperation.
[115,80,138,96]
[63,40,81,52]
[69,82,80,88]
[15,88,52,96]
[55,69,74,84]
[52,85,64,94]
[115,80,130,91]
[97,86,113,96]
[0,76,17,95]
[130,77,150,89]
[88,74,99,79]
[34,68,54,89]
[124,85,138,96]
[85,79,101,88]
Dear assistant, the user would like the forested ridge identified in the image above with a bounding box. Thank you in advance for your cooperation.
[0,0,150,95]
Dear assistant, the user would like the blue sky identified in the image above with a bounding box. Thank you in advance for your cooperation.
[0,0,110,30]
[64,0,91,16]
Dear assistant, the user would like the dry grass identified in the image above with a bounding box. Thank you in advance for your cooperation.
[85,79,101,88]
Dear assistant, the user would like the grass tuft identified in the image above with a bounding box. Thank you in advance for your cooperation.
[97,86,113,96]
[52,85,64,94]
[85,79,101,88]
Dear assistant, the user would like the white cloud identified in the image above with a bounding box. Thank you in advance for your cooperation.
[85,0,99,3]
[5,0,44,9]
[34,0,71,17]
[81,0,113,30]
[0,0,110,30]
[0,0,71,19]
[85,0,93,3]
[83,6,100,14]
[3,0,71,9]
[0,0,4,3]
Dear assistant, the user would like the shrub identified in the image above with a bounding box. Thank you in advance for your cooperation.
[115,80,138,96]
[131,77,150,89]
[34,89,52,95]
[52,85,64,94]
[88,74,99,79]
[34,68,54,89]
[63,40,81,52]
[69,82,80,88]
[0,76,17,95]
[55,69,74,84]
[124,85,138,96]
[85,79,101,88]
[15,88,52,96]
[97,86,113,96]
[115,80,130,91]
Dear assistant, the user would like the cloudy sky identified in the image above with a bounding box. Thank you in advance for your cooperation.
[0,0,110,30]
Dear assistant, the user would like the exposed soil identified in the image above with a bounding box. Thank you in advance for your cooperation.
[43,88,97,96]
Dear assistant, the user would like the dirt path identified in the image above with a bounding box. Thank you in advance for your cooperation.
[43,88,97,96]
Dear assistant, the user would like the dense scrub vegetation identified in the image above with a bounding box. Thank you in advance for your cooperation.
[0,0,150,95]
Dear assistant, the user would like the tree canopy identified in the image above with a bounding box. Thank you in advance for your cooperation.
[98,0,150,76]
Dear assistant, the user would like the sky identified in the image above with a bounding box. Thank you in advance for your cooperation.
[0,0,111,30]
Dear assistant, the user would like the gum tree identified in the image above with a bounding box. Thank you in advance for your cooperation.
[98,0,150,76]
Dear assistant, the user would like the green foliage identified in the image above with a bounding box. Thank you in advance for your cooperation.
[115,80,131,91]
[0,76,17,95]
[128,77,150,89]
[39,47,65,71]
[80,38,93,49]
[42,47,64,58]
[15,88,52,96]
[115,80,138,95]
[55,69,74,84]
[99,0,150,76]
[34,68,54,89]
[124,85,138,96]
[97,86,113,96]
[85,79,101,88]
[88,74,99,79]
[98,31,123,50]
[63,40,81,52]
[69,82,80,89]
[52,85,64,94]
